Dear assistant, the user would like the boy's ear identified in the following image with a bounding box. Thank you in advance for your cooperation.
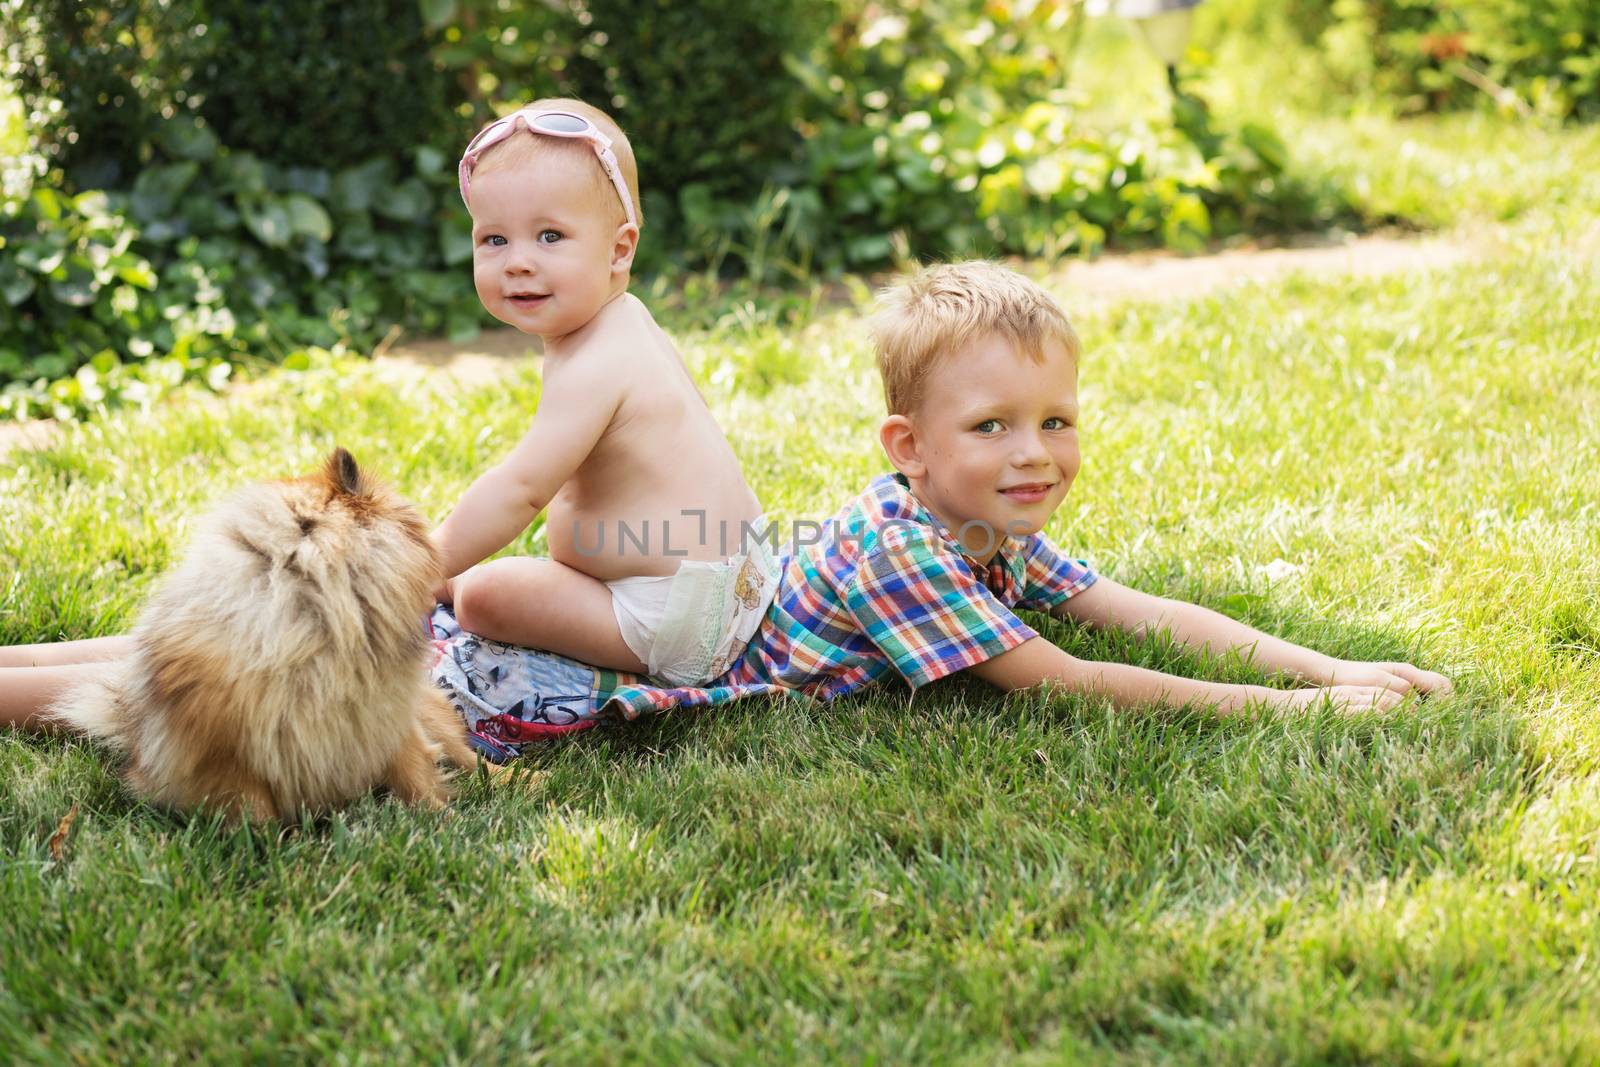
[610,222,639,274]
[878,414,927,479]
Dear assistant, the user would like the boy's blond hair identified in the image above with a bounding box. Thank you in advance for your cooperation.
[871,261,1079,416]
[472,97,644,230]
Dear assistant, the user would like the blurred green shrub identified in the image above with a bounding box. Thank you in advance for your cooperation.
[0,118,482,417]
[1204,0,1600,119]
[433,0,1349,275]
[0,0,204,190]
[1,0,1360,419]
[1464,0,1600,119]
[551,0,830,204]
[2,0,464,182]
[190,0,465,168]
[0,0,484,415]
[782,0,1351,266]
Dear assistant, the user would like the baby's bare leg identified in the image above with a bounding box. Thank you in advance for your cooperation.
[0,661,121,732]
[0,635,136,668]
[451,558,647,674]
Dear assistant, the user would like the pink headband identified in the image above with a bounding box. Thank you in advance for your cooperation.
[457,107,639,230]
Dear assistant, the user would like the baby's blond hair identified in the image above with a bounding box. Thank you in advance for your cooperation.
[870,260,1080,416]
[471,97,644,230]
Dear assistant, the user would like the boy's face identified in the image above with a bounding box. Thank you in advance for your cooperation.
[886,331,1080,562]
[469,153,633,341]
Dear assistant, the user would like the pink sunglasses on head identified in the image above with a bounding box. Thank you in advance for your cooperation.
[457,107,639,230]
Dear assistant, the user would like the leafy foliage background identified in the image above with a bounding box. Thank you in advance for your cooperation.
[5,0,1586,417]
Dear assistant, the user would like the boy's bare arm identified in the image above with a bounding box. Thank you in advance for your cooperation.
[432,357,623,582]
[969,636,1404,715]
[1050,577,1451,696]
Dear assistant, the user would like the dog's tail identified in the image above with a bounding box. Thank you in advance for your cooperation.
[419,686,476,771]
[45,663,138,750]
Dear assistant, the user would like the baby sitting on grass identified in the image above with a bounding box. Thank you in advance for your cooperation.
[433,98,777,688]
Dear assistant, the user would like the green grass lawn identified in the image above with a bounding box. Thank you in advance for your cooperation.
[4,114,1600,1061]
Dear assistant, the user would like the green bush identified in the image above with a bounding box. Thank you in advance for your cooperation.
[2,0,465,184]
[778,0,1352,267]
[553,0,830,205]
[1204,0,1600,119]
[434,0,1344,273]
[1464,0,1600,119]
[1,0,483,414]
[0,0,203,190]
[191,0,465,168]
[0,119,482,417]
[2,0,1360,419]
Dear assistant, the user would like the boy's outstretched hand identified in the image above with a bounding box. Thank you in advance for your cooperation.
[1277,684,1409,714]
[1321,659,1454,697]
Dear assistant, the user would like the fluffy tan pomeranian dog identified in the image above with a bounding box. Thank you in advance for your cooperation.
[48,447,474,821]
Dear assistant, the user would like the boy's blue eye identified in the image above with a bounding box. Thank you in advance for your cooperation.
[1043,417,1071,430]
[975,419,1000,434]
[539,230,562,244]
[484,234,507,247]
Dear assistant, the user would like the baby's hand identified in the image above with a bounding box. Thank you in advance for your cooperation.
[1276,684,1408,715]
[1324,659,1453,697]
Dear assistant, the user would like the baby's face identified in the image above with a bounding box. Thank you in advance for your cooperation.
[904,332,1080,557]
[469,155,628,341]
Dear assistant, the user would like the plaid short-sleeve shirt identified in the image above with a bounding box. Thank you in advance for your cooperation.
[598,472,1098,719]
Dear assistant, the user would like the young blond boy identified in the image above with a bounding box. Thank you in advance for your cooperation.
[434,98,777,687]
[858,260,1452,711]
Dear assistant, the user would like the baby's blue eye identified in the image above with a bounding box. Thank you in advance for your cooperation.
[539,230,563,244]
[975,419,1000,434]
[1043,417,1071,430]
[483,234,507,247]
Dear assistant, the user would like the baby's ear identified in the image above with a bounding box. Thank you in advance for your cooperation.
[323,447,369,496]
[610,221,639,273]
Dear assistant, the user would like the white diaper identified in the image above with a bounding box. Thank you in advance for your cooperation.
[606,518,780,687]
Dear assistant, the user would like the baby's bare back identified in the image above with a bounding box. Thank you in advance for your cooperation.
[545,294,762,581]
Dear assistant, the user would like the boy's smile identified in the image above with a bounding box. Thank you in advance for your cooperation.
[881,331,1080,563]
[469,154,634,344]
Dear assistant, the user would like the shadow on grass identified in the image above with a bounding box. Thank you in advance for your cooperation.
[483,585,1530,919]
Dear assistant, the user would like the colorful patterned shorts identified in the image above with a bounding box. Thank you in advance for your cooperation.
[427,607,605,762]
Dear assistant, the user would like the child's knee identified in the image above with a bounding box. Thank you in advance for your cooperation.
[452,559,551,635]
[450,564,504,635]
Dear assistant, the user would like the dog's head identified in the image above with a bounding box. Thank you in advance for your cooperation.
[163,447,440,661]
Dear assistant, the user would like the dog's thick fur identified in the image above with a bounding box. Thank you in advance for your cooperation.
[48,448,474,821]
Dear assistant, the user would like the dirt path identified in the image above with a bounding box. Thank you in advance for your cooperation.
[0,418,65,464]
[1049,229,1472,304]
[0,229,1475,462]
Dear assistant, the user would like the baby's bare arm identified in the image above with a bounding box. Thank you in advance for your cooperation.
[433,354,623,582]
